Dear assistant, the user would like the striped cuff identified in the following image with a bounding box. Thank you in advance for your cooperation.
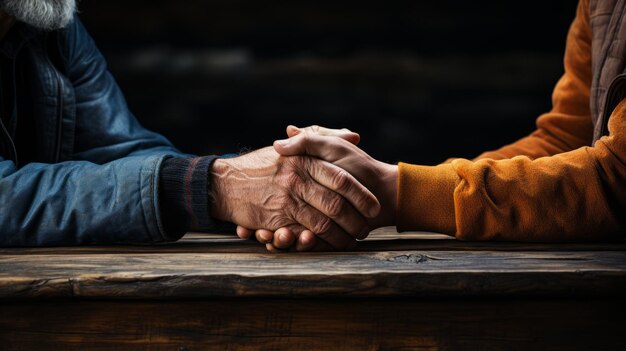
[159,156,221,236]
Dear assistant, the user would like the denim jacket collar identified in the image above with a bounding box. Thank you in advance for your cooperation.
[0,22,40,59]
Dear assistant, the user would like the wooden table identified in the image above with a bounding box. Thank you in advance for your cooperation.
[1,228,625,350]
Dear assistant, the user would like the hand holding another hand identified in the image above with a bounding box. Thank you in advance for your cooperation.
[237,125,398,251]
[209,144,381,251]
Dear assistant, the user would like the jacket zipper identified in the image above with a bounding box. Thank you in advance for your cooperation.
[599,73,626,138]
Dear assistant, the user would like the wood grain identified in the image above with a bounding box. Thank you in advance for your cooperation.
[1,249,625,299]
[1,298,624,351]
[1,227,624,255]
[2,228,625,349]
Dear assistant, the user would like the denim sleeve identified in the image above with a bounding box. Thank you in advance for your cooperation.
[0,18,225,246]
[0,155,175,246]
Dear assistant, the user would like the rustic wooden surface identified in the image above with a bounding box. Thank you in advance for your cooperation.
[2,229,625,254]
[1,227,625,299]
[1,227,625,350]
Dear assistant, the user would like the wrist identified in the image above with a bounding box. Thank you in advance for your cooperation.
[379,163,398,226]
[385,165,398,225]
[160,156,221,235]
[209,158,232,222]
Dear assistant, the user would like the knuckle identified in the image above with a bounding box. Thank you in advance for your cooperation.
[300,132,313,146]
[323,192,345,218]
[331,169,351,191]
[286,224,306,237]
[288,155,307,173]
[354,190,371,210]
[312,216,332,234]
[284,171,302,190]
[266,213,292,231]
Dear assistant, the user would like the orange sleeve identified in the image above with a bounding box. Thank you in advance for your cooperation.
[397,0,626,241]
[476,0,593,161]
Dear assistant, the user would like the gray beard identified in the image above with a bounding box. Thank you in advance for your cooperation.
[1,0,77,31]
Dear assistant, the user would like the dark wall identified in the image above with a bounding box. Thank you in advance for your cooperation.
[78,0,578,165]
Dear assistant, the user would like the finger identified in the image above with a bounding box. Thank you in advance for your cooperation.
[263,227,329,252]
[295,230,322,251]
[290,201,356,250]
[265,242,291,253]
[257,223,307,247]
[296,172,371,239]
[255,229,274,244]
[286,125,360,145]
[272,227,297,249]
[275,131,350,160]
[305,158,380,219]
[257,223,306,250]
[236,226,255,239]
[286,125,302,137]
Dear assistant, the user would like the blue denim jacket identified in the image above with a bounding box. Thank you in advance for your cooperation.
[0,17,189,246]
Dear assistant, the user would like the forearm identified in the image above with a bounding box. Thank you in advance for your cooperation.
[474,111,593,161]
[0,155,174,246]
[397,102,626,241]
[399,155,622,240]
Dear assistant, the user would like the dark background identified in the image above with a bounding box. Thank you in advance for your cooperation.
[78,0,578,165]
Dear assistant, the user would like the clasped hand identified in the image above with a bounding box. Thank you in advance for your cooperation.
[212,125,397,252]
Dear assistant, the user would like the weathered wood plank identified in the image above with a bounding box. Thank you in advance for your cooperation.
[1,250,625,299]
[1,298,624,350]
[1,227,624,255]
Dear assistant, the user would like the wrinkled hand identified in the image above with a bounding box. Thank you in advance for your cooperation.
[237,126,398,251]
[210,145,381,251]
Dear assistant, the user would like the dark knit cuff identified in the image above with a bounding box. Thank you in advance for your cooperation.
[159,156,220,237]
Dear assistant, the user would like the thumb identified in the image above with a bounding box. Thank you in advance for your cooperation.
[286,125,302,138]
[274,132,307,156]
[286,125,360,145]
[274,132,347,163]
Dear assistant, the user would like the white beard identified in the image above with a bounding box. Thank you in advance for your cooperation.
[1,0,77,31]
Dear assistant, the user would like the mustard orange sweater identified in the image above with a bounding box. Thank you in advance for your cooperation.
[397,0,626,240]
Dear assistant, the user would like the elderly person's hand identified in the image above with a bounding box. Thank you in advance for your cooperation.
[236,126,398,251]
[210,144,381,251]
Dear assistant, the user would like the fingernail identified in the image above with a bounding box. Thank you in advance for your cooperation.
[278,232,287,244]
[299,235,312,247]
[260,232,272,242]
[275,139,290,146]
